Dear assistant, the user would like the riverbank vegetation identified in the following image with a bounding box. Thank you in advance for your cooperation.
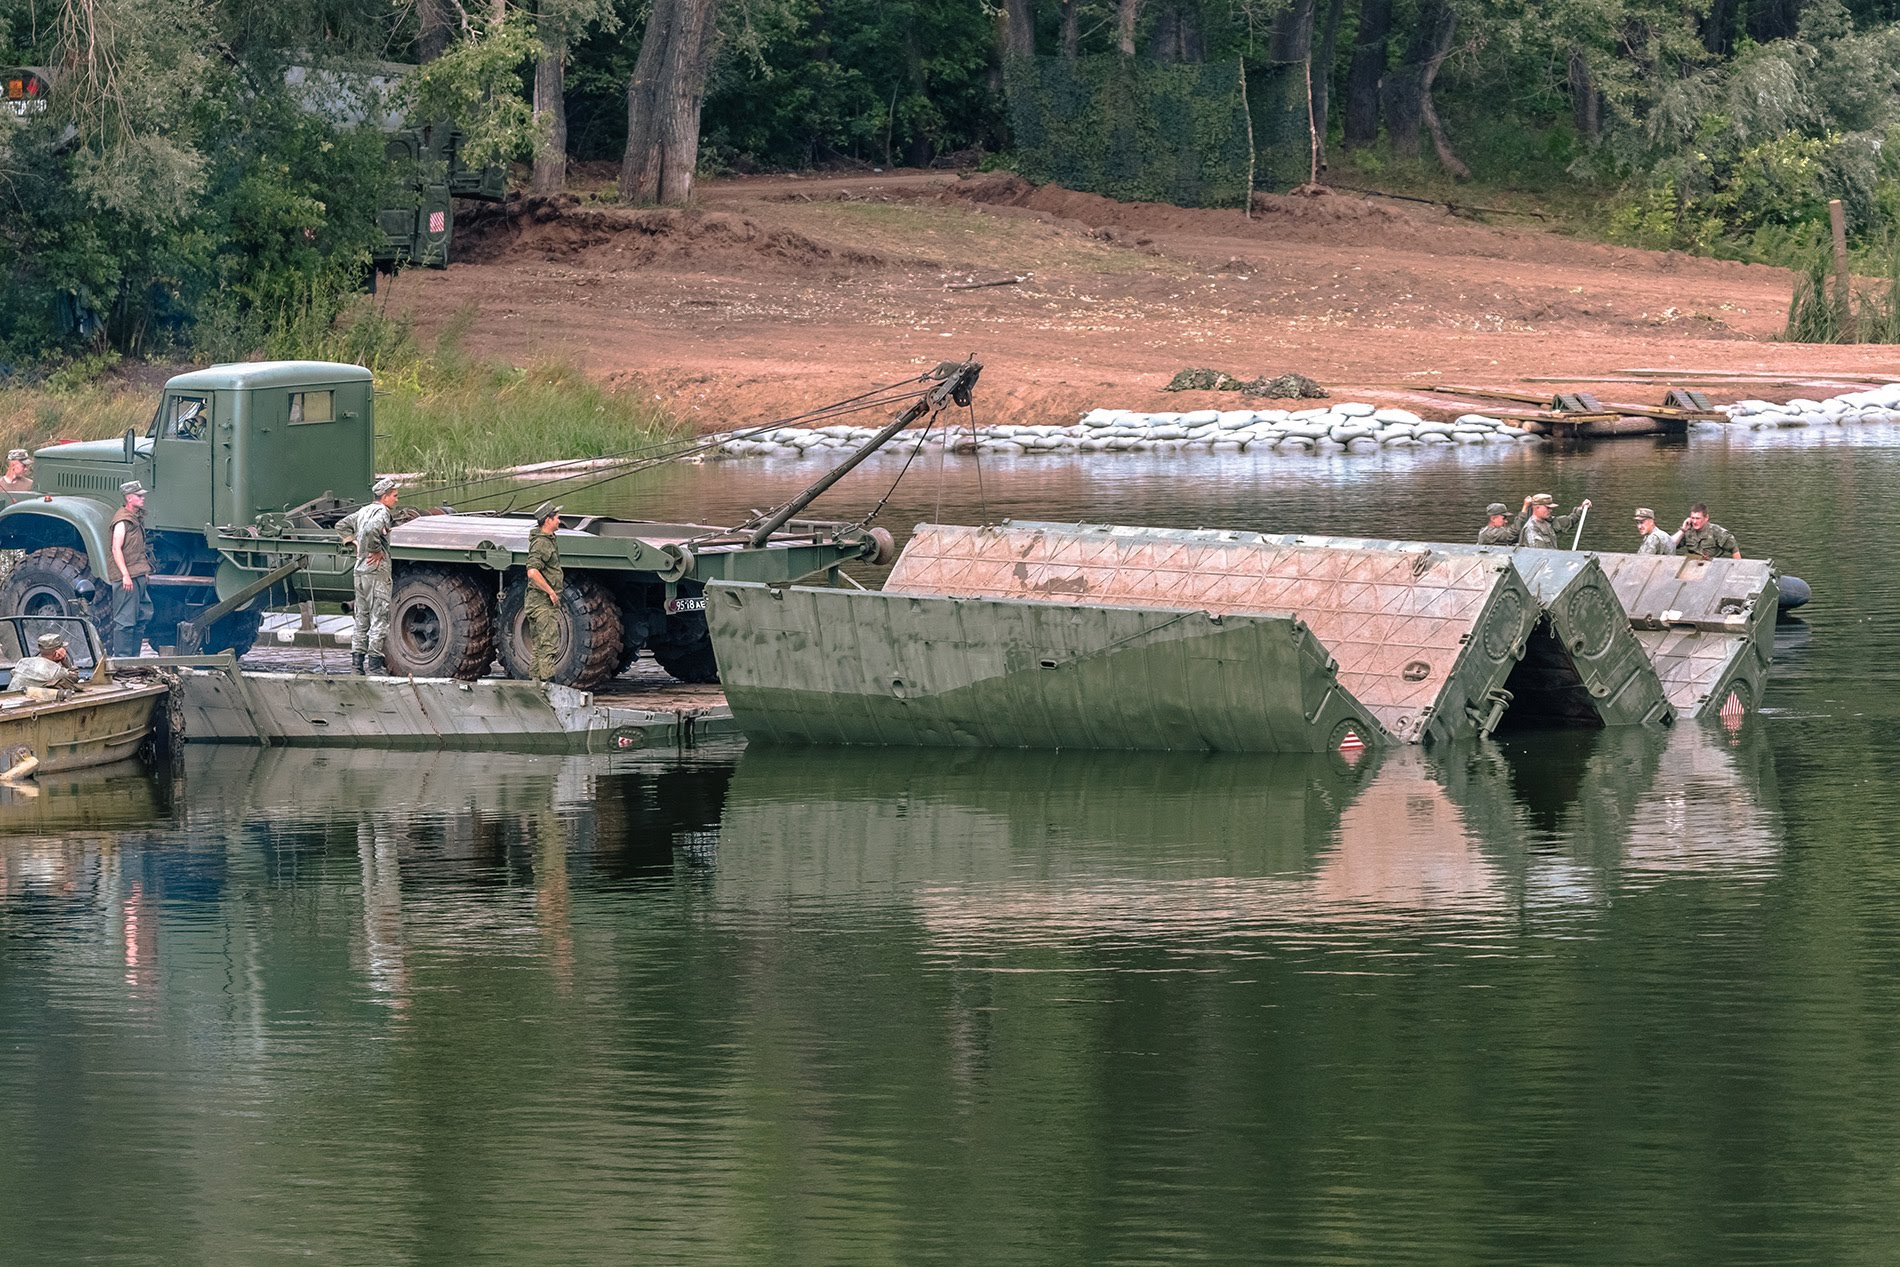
[2,302,681,478]
[11,0,1900,375]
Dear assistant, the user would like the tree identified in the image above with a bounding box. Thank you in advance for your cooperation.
[533,0,618,194]
[1117,0,1141,55]
[619,0,723,205]
[1342,0,1391,148]
[1059,0,1082,57]
[1381,0,1466,176]
[1003,0,1036,59]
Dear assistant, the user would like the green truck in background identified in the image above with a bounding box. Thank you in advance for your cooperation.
[0,360,908,687]
[5,63,505,270]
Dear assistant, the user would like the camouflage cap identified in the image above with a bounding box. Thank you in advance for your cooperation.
[1485,502,1508,517]
[1529,493,1555,506]
[371,476,400,497]
[7,449,27,463]
[1634,507,1656,521]
[120,480,145,497]
[35,631,65,652]
[532,501,562,523]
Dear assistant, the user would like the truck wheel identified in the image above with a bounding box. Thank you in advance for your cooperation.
[387,567,496,679]
[0,547,110,623]
[202,608,263,658]
[612,592,663,675]
[648,612,720,684]
[496,574,623,690]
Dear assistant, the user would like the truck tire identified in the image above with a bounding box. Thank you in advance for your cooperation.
[0,546,109,622]
[496,574,623,690]
[203,608,263,658]
[648,611,720,684]
[387,567,496,679]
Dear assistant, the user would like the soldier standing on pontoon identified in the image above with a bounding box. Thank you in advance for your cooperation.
[1518,493,1591,550]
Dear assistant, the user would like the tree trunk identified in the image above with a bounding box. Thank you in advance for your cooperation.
[619,0,722,206]
[418,0,456,60]
[1745,0,1803,43]
[1567,48,1600,144]
[1060,0,1080,57]
[1701,0,1740,55]
[1148,2,1204,61]
[1342,0,1390,148]
[1003,0,1035,59]
[1269,0,1317,62]
[1117,0,1140,55]
[533,27,568,194]
[1381,0,1455,160]
[1311,0,1346,167]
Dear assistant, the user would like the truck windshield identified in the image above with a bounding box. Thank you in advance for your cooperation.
[152,396,209,441]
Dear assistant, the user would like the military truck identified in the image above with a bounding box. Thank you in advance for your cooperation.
[0,359,949,688]
[5,64,504,270]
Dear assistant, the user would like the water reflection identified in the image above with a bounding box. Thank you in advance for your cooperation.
[722,724,1781,952]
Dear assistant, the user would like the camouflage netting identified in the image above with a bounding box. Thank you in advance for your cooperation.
[1003,56,1313,207]
[1244,62,1313,194]
[1004,55,1254,209]
[1165,368,1329,399]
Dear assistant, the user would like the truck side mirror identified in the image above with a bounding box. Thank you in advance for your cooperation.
[123,427,137,463]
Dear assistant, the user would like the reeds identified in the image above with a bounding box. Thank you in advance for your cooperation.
[1783,243,1900,343]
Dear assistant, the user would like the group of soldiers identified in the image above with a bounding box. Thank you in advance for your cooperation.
[1476,494,1742,560]
[336,480,567,681]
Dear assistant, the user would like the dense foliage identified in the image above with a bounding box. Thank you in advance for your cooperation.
[12,0,1900,364]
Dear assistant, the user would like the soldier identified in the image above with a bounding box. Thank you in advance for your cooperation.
[1673,503,1741,561]
[9,631,82,697]
[2,449,31,500]
[1634,508,1674,556]
[1476,501,1522,546]
[107,480,154,658]
[337,477,400,675]
[524,502,565,683]
[1518,492,1591,550]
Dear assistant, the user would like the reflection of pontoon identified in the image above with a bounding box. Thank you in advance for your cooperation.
[715,725,1781,942]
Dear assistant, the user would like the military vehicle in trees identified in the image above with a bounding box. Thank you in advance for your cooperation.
[0,359,977,687]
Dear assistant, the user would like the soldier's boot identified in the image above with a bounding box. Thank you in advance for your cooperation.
[111,626,141,658]
[365,653,386,676]
[351,652,366,676]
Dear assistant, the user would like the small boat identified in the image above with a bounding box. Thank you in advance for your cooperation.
[0,616,169,777]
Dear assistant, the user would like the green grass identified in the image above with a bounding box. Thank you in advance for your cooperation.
[1,301,686,481]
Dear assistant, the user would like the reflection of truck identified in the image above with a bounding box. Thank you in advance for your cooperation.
[4,64,504,269]
[0,360,935,687]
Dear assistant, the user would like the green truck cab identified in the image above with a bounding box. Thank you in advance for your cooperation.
[0,360,895,686]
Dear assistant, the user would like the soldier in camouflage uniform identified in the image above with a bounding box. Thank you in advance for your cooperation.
[1476,501,1524,546]
[1518,492,1591,550]
[337,477,400,675]
[1634,508,1675,556]
[525,502,565,683]
[1673,503,1741,560]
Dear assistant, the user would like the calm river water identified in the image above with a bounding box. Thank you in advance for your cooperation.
[4,427,1899,1264]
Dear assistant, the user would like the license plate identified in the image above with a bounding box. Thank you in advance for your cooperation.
[663,595,706,615]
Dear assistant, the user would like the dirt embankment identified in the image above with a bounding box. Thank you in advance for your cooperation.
[392,170,1896,431]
